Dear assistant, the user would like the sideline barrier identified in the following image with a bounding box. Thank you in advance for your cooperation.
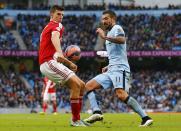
[1,50,181,57]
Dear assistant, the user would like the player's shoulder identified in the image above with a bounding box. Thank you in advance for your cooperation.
[112,24,123,30]
[112,24,124,35]
[56,23,63,31]
[49,21,63,30]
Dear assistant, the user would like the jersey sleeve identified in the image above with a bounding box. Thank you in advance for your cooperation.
[52,23,64,37]
[52,23,63,32]
[114,25,125,37]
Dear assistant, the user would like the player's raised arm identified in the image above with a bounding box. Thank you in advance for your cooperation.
[96,27,126,44]
[57,57,77,72]
[50,82,56,88]
[105,35,126,44]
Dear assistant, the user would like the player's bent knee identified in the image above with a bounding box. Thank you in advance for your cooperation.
[73,82,81,91]
[85,79,100,91]
[85,81,93,91]
[115,89,128,101]
[68,76,80,87]
[79,80,85,88]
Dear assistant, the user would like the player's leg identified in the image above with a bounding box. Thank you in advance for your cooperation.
[50,93,57,114]
[84,80,103,124]
[79,79,85,112]
[41,101,48,114]
[40,92,49,114]
[114,71,153,127]
[86,79,102,114]
[66,75,88,127]
[115,89,153,126]
[84,74,112,124]
[87,91,102,114]
[52,101,57,115]
[40,60,87,126]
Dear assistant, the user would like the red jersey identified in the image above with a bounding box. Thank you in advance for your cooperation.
[39,21,64,65]
[43,77,56,93]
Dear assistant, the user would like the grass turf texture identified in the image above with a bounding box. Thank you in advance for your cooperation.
[0,113,180,131]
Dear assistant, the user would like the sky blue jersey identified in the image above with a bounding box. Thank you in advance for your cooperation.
[105,24,130,72]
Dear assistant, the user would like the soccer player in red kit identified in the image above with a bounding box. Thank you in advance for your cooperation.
[40,77,57,115]
[39,5,87,126]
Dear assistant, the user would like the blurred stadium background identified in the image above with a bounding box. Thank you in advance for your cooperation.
[0,0,181,114]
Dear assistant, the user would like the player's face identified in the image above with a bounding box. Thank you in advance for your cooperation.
[51,10,64,23]
[101,14,113,30]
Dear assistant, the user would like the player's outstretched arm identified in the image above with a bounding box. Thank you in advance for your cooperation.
[57,57,77,72]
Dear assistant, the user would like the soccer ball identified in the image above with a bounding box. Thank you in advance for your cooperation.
[64,45,81,61]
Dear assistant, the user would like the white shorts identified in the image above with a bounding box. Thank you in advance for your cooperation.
[40,60,75,84]
[43,92,56,101]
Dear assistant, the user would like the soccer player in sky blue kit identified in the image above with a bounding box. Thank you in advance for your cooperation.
[84,10,153,127]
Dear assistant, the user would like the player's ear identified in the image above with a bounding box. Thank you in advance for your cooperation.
[50,12,53,18]
[111,18,115,25]
[111,18,114,23]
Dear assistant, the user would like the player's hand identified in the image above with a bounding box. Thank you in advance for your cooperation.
[96,28,105,39]
[102,66,108,73]
[53,52,61,61]
[69,62,77,72]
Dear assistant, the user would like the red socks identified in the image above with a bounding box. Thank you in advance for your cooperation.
[43,103,47,112]
[43,103,57,113]
[53,103,57,112]
[70,98,80,122]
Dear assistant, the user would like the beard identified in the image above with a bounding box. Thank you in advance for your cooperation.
[104,24,112,31]
[100,23,112,31]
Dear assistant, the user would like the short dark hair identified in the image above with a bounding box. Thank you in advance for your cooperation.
[102,10,117,20]
[50,5,64,13]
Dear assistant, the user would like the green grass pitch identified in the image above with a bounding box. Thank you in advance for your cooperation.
[0,113,181,131]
